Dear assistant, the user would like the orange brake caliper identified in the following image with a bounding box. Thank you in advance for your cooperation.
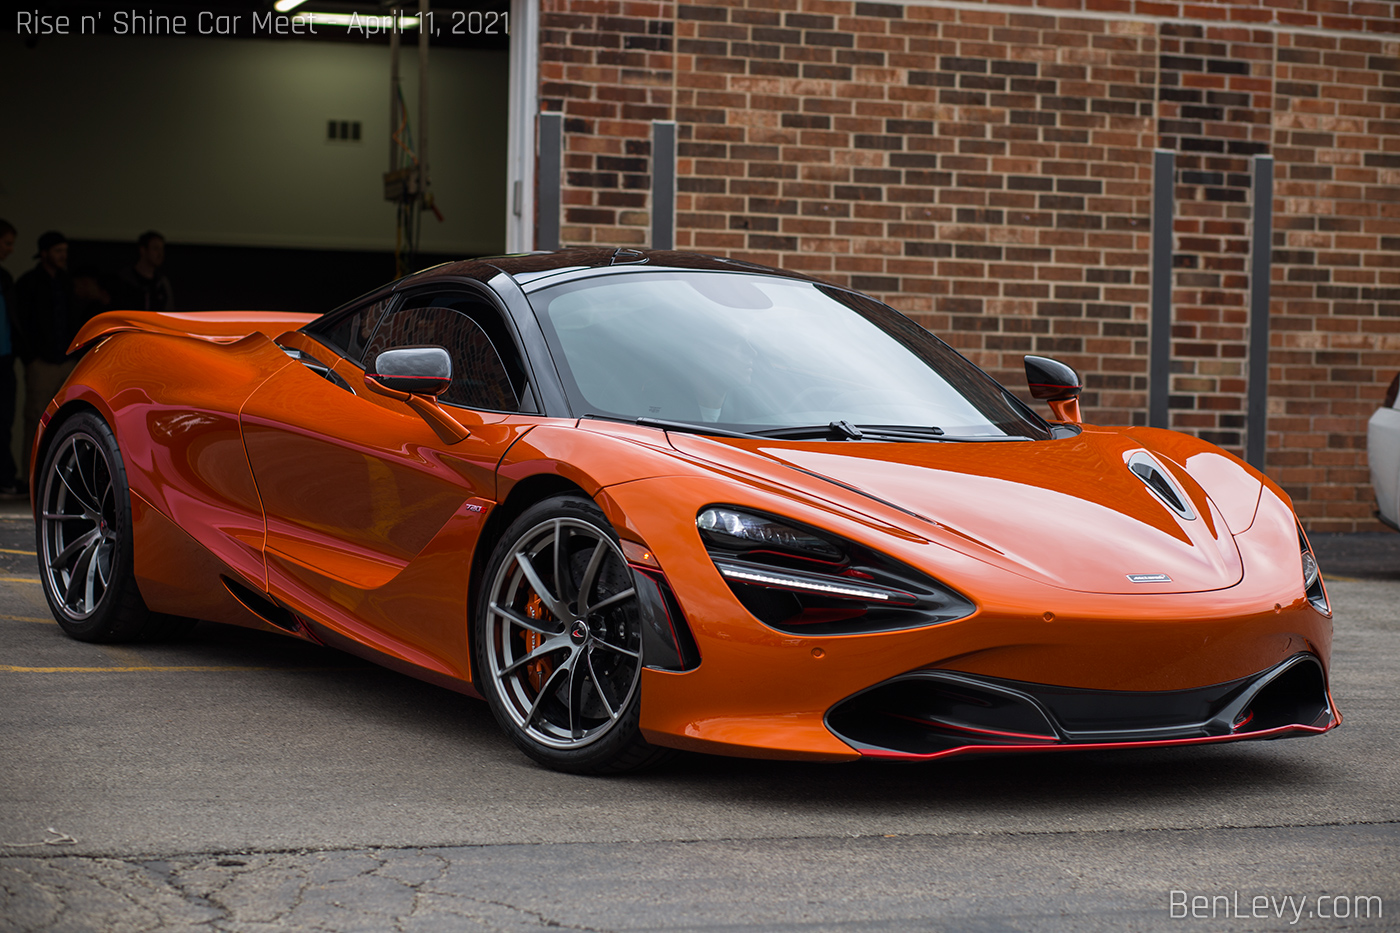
[523,592,555,692]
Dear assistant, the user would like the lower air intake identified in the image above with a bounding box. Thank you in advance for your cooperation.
[827,655,1333,756]
[825,672,1060,756]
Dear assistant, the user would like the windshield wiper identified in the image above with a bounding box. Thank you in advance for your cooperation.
[755,421,868,441]
[595,414,1032,443]
[756,423,946,441]
[922,434,1033,442]
[854,424,944,440]
[631,417,759,439]
[754,423,1033,443]
[859,425,1032,442]
[580,413,759,439]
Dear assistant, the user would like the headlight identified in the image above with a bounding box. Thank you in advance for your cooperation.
[698,507,843,560]
[1301,550,1318,589]
[1299,528,1329,615]
[697,506,975,635]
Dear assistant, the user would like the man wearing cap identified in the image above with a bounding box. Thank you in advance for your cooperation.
[14,231,79,475]
[0,220,19,495]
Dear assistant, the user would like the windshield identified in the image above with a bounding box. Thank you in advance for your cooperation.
[528,271,1050,440]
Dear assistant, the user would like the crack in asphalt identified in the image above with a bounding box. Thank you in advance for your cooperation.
[0,848,610,933]
[6,815,1399,864]
[2,823,1396,933]
[142,858,226,929]
[464,894,618,933]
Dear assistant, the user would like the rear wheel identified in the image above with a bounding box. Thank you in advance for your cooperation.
[37,411,191,642]
[475,495,668,773]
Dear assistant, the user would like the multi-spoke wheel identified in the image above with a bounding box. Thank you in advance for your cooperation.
[38,411,189,642]
[476,495,667,773]
[41,429,119,621]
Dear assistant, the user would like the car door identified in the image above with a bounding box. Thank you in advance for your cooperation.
[240,288,536,676]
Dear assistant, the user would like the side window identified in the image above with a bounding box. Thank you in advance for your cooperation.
[365,291,530,412]
[307,295,394,363]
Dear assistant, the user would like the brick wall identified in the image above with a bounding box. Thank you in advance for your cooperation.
[1270,28,1400,530]
[540,0,676,246]
[1157,23,1272,455]
[538,0,1400,531]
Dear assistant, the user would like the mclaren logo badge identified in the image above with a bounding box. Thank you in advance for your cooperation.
[1127,573,1172,583]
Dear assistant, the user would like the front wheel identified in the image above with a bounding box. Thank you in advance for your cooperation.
[475,495,668,773]
[37,411,190,642]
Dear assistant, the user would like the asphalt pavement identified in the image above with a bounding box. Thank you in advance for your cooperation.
[1,502,1397,932]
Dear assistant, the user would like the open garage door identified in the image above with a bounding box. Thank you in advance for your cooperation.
[1,2,511,311]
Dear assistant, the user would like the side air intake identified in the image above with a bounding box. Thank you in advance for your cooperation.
[221,576,301,633]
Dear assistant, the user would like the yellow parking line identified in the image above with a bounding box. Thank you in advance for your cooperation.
[0,576,40,584]
[0,548,35,556]
[0,665,358,673]
[0,615,55,624]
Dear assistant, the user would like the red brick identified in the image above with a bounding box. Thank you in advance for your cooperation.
[538,0,1399,527]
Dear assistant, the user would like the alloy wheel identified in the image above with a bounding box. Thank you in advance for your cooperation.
[40,432,120,620]
[484,517,643,750]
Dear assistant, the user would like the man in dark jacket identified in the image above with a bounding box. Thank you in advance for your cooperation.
[113,230,174,311]
[0,220,19,495]
[14,231,80,478]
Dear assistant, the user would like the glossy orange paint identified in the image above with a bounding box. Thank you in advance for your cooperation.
[35,305,1335,763]
[246,353,539,688]
[592,466,1329,761]
[1047,397,1081,424]
[72,310,322,353]
[46,323,313,592]
[662,429,1249,595]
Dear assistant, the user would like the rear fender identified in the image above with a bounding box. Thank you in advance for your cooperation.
[42,330,292,594]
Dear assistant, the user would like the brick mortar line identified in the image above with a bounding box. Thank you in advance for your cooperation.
[873,0,1399,43]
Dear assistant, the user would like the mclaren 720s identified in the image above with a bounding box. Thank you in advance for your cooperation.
[31,248,1337,772]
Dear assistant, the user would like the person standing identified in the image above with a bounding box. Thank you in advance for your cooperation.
[0,220,19,495]
[113,230,174,311]
[73,267,114,322]
[14,231,79,475]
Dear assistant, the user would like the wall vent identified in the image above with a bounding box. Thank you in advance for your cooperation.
[327,120,362,143]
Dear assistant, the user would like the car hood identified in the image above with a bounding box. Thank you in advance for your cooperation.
[666,429,1244,595]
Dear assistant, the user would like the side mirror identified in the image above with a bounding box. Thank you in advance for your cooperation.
[363,345,469,443]
[1024,355,1082,424]
[368,346,452,398]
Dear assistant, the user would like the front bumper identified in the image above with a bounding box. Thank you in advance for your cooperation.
[601,476,1336,762]
[826,653,1337,760]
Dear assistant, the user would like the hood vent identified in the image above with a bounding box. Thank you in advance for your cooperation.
[610,248,648,265]
[1127,451,1195,521]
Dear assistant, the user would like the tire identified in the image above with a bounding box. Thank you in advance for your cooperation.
[475,495,669,774]
[36,411,192,643]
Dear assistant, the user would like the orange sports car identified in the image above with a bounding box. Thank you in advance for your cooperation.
[33,249,1338,772]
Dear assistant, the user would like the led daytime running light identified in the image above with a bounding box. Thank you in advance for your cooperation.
[714,560,912,603]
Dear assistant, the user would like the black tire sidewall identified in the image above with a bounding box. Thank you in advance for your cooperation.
[474,494,650,773]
